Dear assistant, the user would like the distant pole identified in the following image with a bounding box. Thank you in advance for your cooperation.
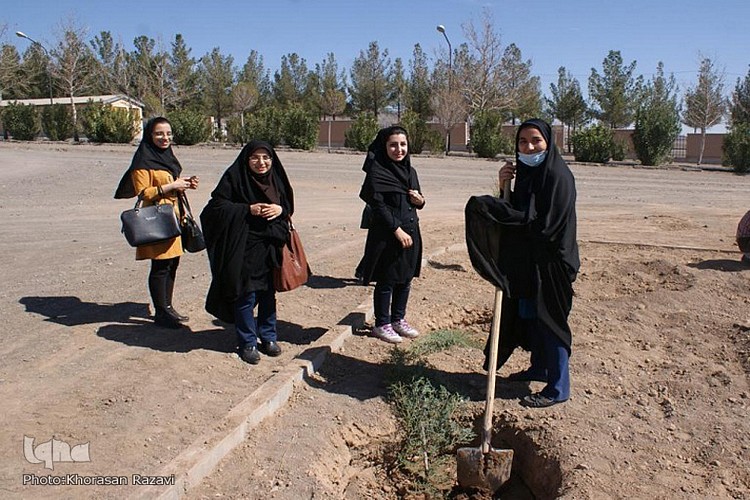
[16,31,54,105]
[436,25,452,153]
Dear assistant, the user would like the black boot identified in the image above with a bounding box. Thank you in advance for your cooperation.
[165,269,189,322]
[149,266,183,329]
[154,307,183,329]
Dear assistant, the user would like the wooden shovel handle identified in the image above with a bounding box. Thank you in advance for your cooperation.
[482,179,510,454]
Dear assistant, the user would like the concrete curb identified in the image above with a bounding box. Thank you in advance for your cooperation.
[130,300,373,500]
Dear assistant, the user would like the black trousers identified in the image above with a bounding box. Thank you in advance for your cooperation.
[148,257,180,312]
[373,281,411,327]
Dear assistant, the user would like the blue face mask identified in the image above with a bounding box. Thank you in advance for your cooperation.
[518,150,547,167]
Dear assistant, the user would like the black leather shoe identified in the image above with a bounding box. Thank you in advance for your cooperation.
[166,306,189,322]
[520,393,566,408]
[154,311,182,329]
[259,341,282,357]
[240,346,261,365]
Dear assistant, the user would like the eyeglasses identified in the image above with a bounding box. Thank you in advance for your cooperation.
[249,154,272,163]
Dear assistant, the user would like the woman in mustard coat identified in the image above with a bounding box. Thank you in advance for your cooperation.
[115,117,199,328]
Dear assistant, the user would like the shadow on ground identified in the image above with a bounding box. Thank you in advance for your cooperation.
[19,295,328,354]
[95,319,328,354]
[20,295,150,325]
[302,349,531,403]
[687,259,749,272]
[305,274,361,289]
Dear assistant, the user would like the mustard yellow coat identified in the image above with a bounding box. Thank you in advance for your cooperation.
[131,169,183,260]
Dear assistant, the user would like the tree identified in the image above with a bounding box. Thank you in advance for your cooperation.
[723,123,750,173]
[500,43,541,123]
[198,47,234,138]
[128,35,170,116]
[547,67,588,152]
[390,58,406,121]
[167,34,199,111]
[632,62,681,166]
[0,44,26,99]
[232,81,258,129]
[571,124,616,163]
[273,53,310,109]
[471,110,512,158]
[456,11,508,116]
[50,22,97,141]
[316,53,347,152]
[19,44,53,100]
[239,50,272,107]
[89,31,130,96]
[2,102,40,140]
[405,44,432,119]
[730,66,750,126]
[682,57,727,164]
[349,41,392,118]
[431,58,466,154]
[588,50,642,128]
[724,67,750,172]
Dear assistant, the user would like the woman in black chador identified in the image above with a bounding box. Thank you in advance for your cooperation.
[356,126,426,344]
[200,140,294,365]
[465,118,579,408]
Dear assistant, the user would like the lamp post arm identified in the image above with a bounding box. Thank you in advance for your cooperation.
[16,31,53,104]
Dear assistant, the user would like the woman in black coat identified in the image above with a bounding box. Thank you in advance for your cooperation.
[465,118,579,408]
[200,140,293,365]
[356,126,426,344]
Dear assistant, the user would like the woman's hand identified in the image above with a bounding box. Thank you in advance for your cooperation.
[498,161,515,196]
[499,161,515,183]
[164,176,198,194]
[394,227,413,248]
[250,203,283,220]
[408,189,424,206]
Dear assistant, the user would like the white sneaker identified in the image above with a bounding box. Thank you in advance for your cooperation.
[392,319,419,338]
[372,324,403,344]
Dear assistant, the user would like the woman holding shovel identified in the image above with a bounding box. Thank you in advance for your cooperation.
[465,118,579,408]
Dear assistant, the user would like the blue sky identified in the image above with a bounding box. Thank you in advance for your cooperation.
[3,0,748,129]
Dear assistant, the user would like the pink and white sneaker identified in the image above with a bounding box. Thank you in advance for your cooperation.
[392,319,419,338]
[372,324,403,344]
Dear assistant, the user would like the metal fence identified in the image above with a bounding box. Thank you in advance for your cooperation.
[672,135,686,160]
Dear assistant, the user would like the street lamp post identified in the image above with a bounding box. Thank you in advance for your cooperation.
[436,25,452,153]
[16,31,54,105]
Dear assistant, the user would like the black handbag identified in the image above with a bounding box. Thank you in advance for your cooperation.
[178,193,206,253]
[120,197,181,247]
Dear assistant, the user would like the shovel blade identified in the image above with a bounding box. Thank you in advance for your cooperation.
[456,447,513,492]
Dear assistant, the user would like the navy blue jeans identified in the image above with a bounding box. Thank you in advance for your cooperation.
[234,289,277,348]
[373,281,411,327]
[519,299,570,401]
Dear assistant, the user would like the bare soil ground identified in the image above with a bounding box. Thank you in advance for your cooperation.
[1,141,749,499]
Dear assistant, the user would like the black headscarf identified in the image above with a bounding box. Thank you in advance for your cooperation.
[359,126,418,200]
[114,117,183,199]
[200,140,294,322]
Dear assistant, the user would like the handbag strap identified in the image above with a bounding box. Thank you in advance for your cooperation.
[178,192,195,220]
[133,194,144,210]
